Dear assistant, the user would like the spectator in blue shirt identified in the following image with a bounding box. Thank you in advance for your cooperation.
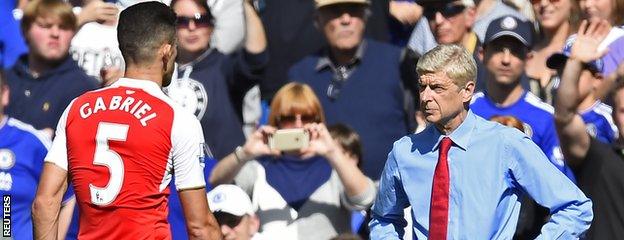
[470,15,575,181]
[370,44,592,239]
[5,0,98,136]
[0,69,74,240]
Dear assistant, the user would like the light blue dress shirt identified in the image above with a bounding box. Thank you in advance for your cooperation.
[370,110,593,239]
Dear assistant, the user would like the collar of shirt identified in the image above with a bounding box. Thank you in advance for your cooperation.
[110,78,164,97]
[428,110,477,152]
[315,40,367,72]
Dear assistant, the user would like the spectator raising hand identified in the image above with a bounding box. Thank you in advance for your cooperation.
[554,19,624,240]
[555,19,610,165]
[76,0,119,27]
[569,20,610,63]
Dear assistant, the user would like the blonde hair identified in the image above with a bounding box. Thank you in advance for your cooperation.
[416,44,477,88]
[268,83,325,127]
[21,0,77,34]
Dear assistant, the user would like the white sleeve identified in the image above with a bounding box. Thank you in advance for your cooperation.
[208,0,245,54]
[44,100,75,171]
[171,112,207,190]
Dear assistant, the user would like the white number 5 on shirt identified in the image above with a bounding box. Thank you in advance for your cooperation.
[90,122,128,206]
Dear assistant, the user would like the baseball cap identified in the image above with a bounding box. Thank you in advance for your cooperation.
[546,37,604,74]
[207,185,254,216]
[315,0,370,9]
[484,15,533,48]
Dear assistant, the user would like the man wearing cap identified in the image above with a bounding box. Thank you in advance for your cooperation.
[289,0,418,181]
[470,15,575,180]
[546,32,618,144]
[370,44,592,239]
[207,184,263,240]
[554,19,624,239]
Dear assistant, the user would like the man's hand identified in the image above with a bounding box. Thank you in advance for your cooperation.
[569,19,610,63]
[389,1,423,25]
[77,0,119,27]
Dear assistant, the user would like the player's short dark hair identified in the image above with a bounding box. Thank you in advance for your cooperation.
[328,123,363,169]
[117,1,177,66]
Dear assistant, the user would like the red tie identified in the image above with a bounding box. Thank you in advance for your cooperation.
[429,137,452,240]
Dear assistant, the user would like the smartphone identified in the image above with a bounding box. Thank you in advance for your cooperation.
[268,128,309,151]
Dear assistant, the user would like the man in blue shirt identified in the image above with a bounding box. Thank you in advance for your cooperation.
[369,44,592,239]
[0,69,74,239]
[469,16,574,181]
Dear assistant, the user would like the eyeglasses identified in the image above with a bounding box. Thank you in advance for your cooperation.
[176,13,213,29]
[423,3,466,20]
[530,0,561,5]
[214,212,244,228]
[277,114,320,124]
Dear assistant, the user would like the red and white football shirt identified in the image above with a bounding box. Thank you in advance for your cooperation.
[45,78,206,239]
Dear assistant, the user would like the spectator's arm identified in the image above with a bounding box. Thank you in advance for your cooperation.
[554,20,609,166]
[243,0,266,54]
[389,1,422,26]
[32,163,68,240]
[303,123,374,200]
[75,1,119,29]
[369,147,409,239]
[210,126,279,186]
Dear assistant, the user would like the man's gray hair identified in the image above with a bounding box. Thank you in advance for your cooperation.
[416,44,477,87]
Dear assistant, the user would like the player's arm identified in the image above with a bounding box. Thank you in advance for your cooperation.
[32,163,69,240]
[33,100,74,240]
[57,190,76,240]
[178,187,221,240]
[172,115,222,240]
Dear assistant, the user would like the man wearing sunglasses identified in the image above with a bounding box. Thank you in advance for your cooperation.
[207,184,263,240]
[418,0,490,92]
[289,0,418,182]
[407,0,527,73]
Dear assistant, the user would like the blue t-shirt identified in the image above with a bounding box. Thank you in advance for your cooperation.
[581,101,618,144]
[470,91,575,181]
[0,117,52,239]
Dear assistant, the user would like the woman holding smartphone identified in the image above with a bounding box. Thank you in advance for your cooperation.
[210,83,376,240]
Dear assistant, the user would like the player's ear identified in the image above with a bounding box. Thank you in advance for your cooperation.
[160,43,176,73]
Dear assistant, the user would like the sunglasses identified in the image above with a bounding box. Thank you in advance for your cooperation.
[530,0,561,5]
[176,13,213,29]
[277,114,320,124]
[423,3,466,20]
[214,212,244,228]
